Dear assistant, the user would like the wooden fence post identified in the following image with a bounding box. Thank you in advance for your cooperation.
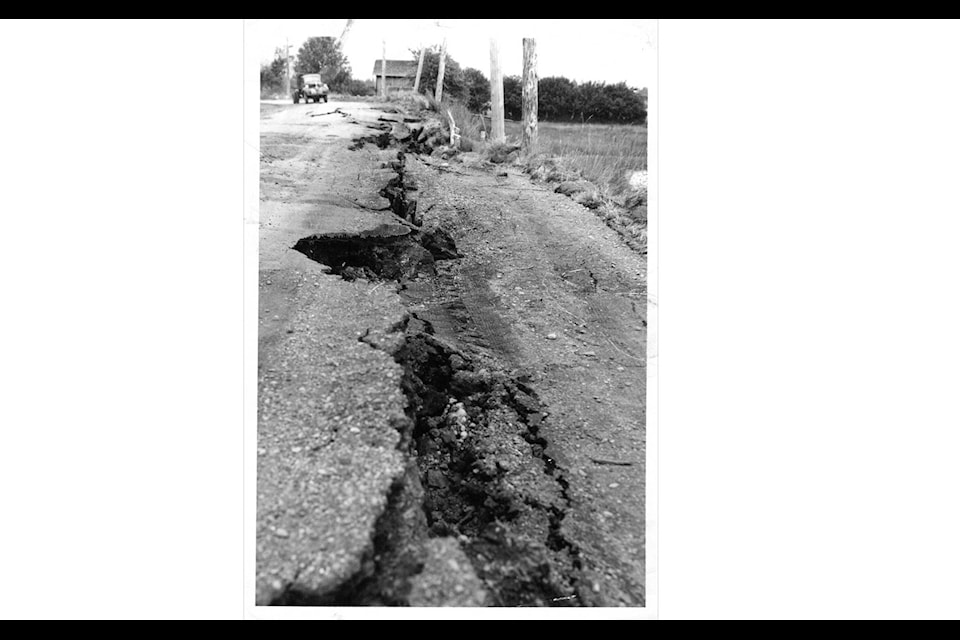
[522,37,538,156]
[284,39,292,99]
[447,109,461,148]
[381,40,387,99]
[490,38,505,143]
[435,37,447,103]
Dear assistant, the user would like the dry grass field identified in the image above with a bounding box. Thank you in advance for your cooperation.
[503,120,647,200]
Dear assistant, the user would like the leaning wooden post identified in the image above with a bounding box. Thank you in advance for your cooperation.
[447,109,461,148]
[380,40,388,99]
[435,37,447,103]
[413,46,425,93]
[489,38,505,143]
[522,37,538,156]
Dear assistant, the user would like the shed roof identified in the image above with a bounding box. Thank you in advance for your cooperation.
[372,60,419,77]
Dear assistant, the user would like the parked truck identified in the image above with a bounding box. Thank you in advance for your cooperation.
[293,73,329,104]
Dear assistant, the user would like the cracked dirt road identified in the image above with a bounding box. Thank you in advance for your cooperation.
[257,99,647,607]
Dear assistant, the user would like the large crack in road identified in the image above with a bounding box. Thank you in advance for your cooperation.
[287,132,587,606]
[258,101,645,608]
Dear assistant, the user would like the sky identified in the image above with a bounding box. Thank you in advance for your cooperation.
[248,19,656,90]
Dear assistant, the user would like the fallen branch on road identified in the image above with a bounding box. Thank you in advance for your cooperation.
[310,108,345,118]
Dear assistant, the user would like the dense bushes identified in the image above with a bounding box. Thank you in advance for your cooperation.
[339,78,376,96]
[502,76,646,124]
[538,76,578,121]
[462,67,491,114]
[260,56,287,98]
[410,47,466,102]
[406,48,488,115]
[503,76,523,121]
[406,49,645,124]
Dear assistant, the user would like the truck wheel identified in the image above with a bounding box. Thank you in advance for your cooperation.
[323,96,328,103]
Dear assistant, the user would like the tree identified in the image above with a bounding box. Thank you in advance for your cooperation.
[409,46,464,100]
[503,75,522,120]
[295,37,351,91]
[462,67,490,113]
[486,74,649,124]
[602,82,644,123]
[260,63,279,94]
[538,76,578,121]
[260,49,288,97]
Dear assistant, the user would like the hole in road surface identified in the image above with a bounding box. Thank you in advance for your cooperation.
[293,225,460,282]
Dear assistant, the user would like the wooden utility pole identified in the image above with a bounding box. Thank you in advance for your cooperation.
[413,46,426,94]
[435,37,447,103]
[489,38,505,143]
[522,38,538,156]
[339,19,354,46]
[381,40,387,99]
[285,38,292,98]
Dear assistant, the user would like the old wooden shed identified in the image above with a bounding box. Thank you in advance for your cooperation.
[373,60,419,95]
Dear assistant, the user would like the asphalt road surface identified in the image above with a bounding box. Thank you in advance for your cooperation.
[257,98,647,607]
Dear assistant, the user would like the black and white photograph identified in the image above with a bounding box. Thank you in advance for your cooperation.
[16,18,960,620]
[250,18,655,610]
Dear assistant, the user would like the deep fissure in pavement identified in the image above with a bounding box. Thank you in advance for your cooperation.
[294,144,459,283]
[348,128,393,151]
[273,317,587,606]
[284,132,586,606]
[388,325,586,606]
[379,152,420,225]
